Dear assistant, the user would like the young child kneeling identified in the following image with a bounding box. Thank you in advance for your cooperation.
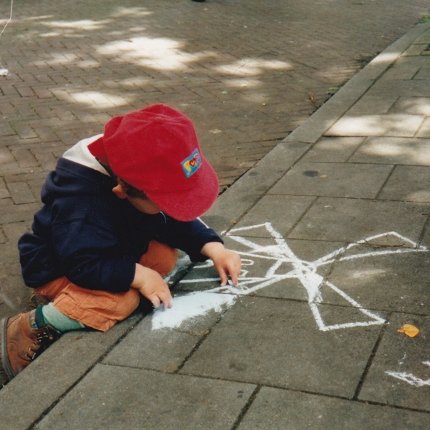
[1,104,241,383]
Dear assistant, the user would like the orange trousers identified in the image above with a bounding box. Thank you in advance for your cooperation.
[34,241,177,332]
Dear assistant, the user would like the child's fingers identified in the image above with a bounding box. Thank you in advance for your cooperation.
[218,268,228,286]
[162,294,173,309]
[227,258,241,286]
[159,288,173,308]
[150,294,161,309]
[229,269,239,286]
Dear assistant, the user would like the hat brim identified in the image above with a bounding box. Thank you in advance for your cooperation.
[145,158,219,221]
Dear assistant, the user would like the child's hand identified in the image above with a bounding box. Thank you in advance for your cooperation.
[201,242,241,286]
[131,264,173,309]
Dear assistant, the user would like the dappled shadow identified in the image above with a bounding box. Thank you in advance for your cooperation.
[1,0,428,187]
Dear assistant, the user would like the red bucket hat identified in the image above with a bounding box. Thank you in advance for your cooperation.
[88,104,219,221]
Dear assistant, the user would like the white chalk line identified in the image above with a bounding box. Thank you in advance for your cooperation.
[385,371,430,387]
[385,360,430,387]
[152,223,427,332]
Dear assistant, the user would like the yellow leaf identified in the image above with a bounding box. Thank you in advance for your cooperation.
[397,324,420,338]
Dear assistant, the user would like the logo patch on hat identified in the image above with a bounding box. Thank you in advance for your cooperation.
[181,149,202,178]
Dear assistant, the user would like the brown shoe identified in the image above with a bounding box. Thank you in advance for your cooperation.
[0,309,61,383]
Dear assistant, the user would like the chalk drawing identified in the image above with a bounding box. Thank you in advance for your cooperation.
[385,361,430,387]
[152,222,428,331]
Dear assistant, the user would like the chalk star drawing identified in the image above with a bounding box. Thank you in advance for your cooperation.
[385,361,430,387]
[152,222,428,332]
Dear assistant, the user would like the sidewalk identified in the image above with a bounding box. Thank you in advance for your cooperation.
[0,0,428,321]
[1,17,430,430]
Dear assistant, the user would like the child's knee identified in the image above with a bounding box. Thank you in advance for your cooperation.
[52,285,141,332]
[139,241,177,276]
[115,289,141,319]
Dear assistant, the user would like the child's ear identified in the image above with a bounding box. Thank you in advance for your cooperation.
[112,184,128,199]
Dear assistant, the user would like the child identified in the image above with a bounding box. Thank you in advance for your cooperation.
[1,104,241,383]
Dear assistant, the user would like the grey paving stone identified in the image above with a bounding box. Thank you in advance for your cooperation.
[379,165,430,202]
[402,43,429,56]
[414,65,430,79]
[231,195,315,238]
[382,58,425,80]
[0,316,140,430]
[301,137,365,163]
[269,162,392,199]
[204,140,310,233]
[326,248,430,314]
[288,197,428,243]
[181,297,381,398]
[237,387,430,430]
[350,136,430,165]
[421,225,430,247]
[359,313,430,412]
[347,94,398,115]
[35,364,255,430]
[369,79,430,98]
[390,97,430,115]
[203,191,262,235]
[325,113,424,137]
[417,118,430,137]
[103,314,208,372]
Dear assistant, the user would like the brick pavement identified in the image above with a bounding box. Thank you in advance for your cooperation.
[0,1,429,323]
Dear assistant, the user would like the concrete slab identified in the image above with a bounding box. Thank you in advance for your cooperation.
[203,140,311,233]
[181,297,382,398]
[417,117,430,137]
[269,162,392,199]
[325,114,424,137]
[369,79,430,98]
[379,165,430,202]
[103,311,216,372]
[300,137,365,163]
[347,94,398,115]
[229,195,315,239]
[403,43,430,56]
[349,137,430,166]
[382,58,426,80]
[390,97,430,115]
[288,197,428,243]
[414,65,430,80]
[326,250,430,314]
[359,313,430,412]
[35,364,256,430]
[237,387,430,430]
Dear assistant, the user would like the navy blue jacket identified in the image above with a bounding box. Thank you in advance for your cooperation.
[18,158,222,292]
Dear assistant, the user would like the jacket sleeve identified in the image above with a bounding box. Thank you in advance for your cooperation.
[156,216,223,262]
[51,218,136,293]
